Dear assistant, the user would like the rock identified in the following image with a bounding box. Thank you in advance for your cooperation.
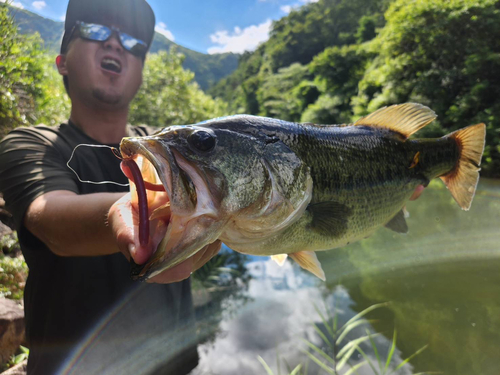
[0,222,11,238]
[0,195,14,231]
[1,360,27,375]
[0,298,25,366]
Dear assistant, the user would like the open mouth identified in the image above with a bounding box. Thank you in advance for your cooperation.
[120,141,214,280]
[101,57,122,74]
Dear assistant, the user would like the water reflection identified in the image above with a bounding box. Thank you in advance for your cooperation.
[192,179,500,374]
[191,260,415,375]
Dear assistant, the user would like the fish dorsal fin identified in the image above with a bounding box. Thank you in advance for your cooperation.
[384,209,408,234]
[353,103,437,139]
[289,251,326,281]
[271,254,288,266]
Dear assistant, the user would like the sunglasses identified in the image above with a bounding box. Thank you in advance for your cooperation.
[70,21,148,57]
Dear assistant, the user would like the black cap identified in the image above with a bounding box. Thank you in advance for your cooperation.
[60,0,155,54]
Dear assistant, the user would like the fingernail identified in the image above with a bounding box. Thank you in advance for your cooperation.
[128,244,136,257]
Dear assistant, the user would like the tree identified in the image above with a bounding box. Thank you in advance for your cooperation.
[354,0,500,176]
[258,63,317,121]
[129,50,228,127]
[1,3,43,136]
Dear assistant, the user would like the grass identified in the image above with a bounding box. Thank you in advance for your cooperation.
[1,346,29,372]
[258,301,434,375]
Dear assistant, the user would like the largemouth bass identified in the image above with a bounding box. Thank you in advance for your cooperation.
[119,103,485,281]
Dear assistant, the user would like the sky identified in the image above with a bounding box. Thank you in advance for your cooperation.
[4,0,319,54]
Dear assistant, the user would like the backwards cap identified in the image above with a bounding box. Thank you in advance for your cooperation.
[60,0,156,54]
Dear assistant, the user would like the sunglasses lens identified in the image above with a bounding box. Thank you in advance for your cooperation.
[79,23,111,42]
[120,32,148,57]
[77,22,148,57]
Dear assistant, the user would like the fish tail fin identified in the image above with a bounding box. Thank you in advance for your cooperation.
[440,123,486,210]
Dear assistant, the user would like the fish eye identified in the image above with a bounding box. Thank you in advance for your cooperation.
[188,130,216,152]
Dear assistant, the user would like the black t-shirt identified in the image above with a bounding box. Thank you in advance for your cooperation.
[0,122,199,375]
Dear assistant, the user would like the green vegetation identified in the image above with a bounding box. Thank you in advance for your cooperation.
[210,0,500,177]
[1,346,29,372]
[0,253,27,300]
[8,5,239,91]
[129,49,228,127]
[1,231,26,301]
[258,302,429,375]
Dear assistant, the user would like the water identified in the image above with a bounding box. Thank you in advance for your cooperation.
[191,179,500,375]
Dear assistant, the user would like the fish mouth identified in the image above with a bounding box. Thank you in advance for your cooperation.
[120,137,221,281]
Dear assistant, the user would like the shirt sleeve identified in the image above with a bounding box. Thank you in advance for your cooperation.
[0,126,79,231]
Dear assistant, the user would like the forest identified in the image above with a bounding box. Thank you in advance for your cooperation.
[211,0,500,177]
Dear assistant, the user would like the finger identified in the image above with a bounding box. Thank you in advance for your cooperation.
[410,185,425,201]
[193,241,222,272]
[146,258,193,284]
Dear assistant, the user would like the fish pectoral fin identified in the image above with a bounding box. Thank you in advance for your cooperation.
[307,201,352,237]
[353,103,436,140]
[289,251,326,281]
[384,209,408,234]
[271,254,288,266]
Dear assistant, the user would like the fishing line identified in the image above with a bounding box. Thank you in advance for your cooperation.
[67,144,130,187]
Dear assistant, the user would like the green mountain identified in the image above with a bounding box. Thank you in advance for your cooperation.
[7,6,238,90]
[209,0,500,177]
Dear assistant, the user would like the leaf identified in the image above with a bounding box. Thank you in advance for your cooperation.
[289,364,302,375]
[336,344,357,371]
[337,333,382,359]
[392,344,428,373]
[313,323,334,351]
[302,350,336,375]
[313,303,336,347]
[344,360,369,375]
[342,302,389,330]
[302,339,336,366]
[257,356,275,375]
[353,344,379,375]
[366,329,382,371]
[336,319,375,345]
[385,330,397,371]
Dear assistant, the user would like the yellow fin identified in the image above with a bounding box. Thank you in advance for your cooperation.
[354,103,436,139]
[289,251,326,281]
[270,254,288,266]
[440,123,486,211]
[149,202,171,221]
[409,151,420,169]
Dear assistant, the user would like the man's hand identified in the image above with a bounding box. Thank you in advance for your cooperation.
[108,193,220,284]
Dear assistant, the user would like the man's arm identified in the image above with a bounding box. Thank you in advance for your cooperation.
[25,190,220,283]
[25,190,125,257]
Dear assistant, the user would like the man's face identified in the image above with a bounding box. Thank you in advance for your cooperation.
[59,27,144,109]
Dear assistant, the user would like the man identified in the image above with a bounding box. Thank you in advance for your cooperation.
[0,0,217,373]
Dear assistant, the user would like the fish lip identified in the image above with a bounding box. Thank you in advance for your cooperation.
[120,137,174,199]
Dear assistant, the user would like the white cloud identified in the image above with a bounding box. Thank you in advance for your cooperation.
[32,0,45,10]
[281,0,318,14]
[207,19,272,54]
[0,0,24,8]
[194,261,415,375]
[59,14,65,21]
[155,22,175,41]
[280,5,293,14]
